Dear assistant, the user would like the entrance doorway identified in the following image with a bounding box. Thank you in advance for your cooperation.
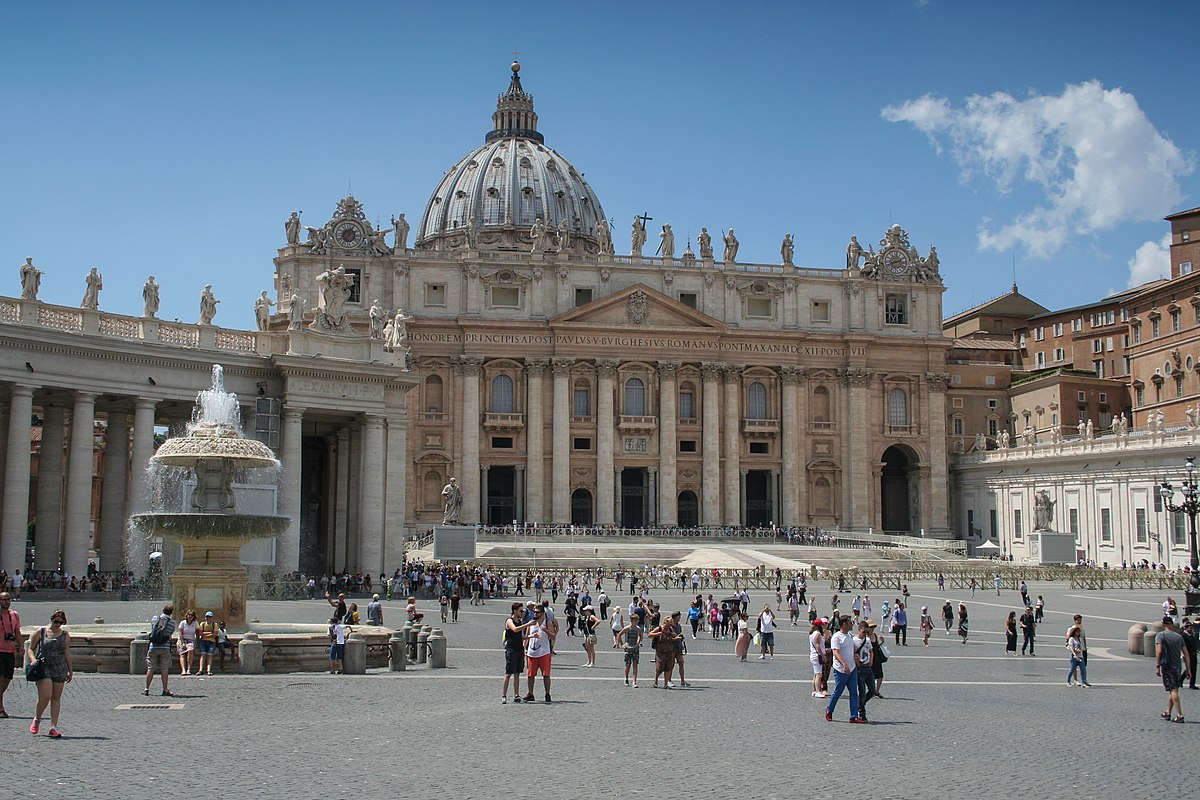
[621,468,648,528]
[881,445,916,533]
[746,470,772,527]
[571,489,593,526]
[677,490,699,528]
[485,466,516,526]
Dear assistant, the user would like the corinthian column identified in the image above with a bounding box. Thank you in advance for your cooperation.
[34,403,65,571]
[657,362,679,526]
[551,358,575,523]
[700,364,721,525]
[1,386,34,573]
[779,367,802,527]
[595,359,618,526]
[359,415,385,573]
[721,366,742,526]
[279,406,305,573]
[98,410,129,570]
[62,392,96,576]
[843,368,872,529]
[456,356,484,524]
[525,359,548,523]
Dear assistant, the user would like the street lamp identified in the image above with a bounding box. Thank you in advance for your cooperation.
[1157,456,1200,615]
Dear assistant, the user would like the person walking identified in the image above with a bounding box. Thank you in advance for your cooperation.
[580,605,600,667]
[1004,611,1018,655]
[143,604,176,697]
[502,602,533,703]
[809,619,828,698]
[650,615,678,688]
[687,601,701,639]
[734,612,751,661]
[788,594,801,627]
[937,573,945,592]
[919,606,934,647]
[0,592,25,718]
[1070,614,1089,669]
[892,602,908,646]
[1066,625,1090,687]
[523,606,554,703]
[1180,618,1198,690]
[619,616,643,688]
[757,604,777,659]
[942,600,954,634]
[670,611,690,687]
[25,609,73,738]
[957,603,970,644]
[1020,606,1037,656]
[1035,595,1045,623]
[824,616,863,723]
[610,606,625,649]
[1155,616,1189,723]
[366,594,384,626]
[853,620,876,722]
[868,620,888,698]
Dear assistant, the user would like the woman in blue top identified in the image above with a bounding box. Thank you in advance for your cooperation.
[892,602,908,646]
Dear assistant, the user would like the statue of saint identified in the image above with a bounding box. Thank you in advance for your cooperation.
[368,299,386,339]
[387,308,412,352]
[846,236,864,270]
[80,267,102,310]
[19,258,42,301]
[285,211,300,246]
[659,224,675,259]
[199,284,220,325]
[305,226,329,255]
[1033,490,1056,532]
[315,265,353,322]
[926,245,939,274]
[594,218,613,255]
[781,233,794,266]
[530,217,547,254]
[1187,404,1197,430]
[441,477,463,524]
[368,227,391,258]
[391,213,410,250]
[142,276,160,318]
[697,228,713,261]
[631,216,647,256]
[288,292,305,330]
[254,290,275,331]
[557,218,570,251]
[723,228,739,263]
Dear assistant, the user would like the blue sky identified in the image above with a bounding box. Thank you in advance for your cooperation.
[2,2,1195,329]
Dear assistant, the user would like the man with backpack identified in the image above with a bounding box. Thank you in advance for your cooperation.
[143,604,176,697]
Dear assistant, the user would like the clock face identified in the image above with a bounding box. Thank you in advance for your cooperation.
[335,221,362,248]
[883,248,908,275]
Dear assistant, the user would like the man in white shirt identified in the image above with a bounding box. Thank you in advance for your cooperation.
[523,607,554,703]
[824,616,864,723]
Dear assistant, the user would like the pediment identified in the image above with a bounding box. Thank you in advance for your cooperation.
[550,283,725,331]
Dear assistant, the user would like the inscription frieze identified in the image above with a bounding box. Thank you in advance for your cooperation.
[409,330,865,357]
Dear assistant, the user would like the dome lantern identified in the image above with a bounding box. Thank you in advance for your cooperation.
[487,60,542,144]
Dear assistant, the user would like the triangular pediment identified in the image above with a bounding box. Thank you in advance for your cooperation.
[550,283,725,331]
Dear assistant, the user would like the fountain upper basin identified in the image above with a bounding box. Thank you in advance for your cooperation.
[151,423,280,469]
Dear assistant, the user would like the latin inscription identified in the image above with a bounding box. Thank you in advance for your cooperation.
[288,377,385,400]
[624,437,649,454]
[410,331,865,358]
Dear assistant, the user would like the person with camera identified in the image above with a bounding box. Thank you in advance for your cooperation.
[144,604,176,697]
[0,592,24,718]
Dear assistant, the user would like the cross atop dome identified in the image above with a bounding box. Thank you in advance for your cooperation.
[487,60,543,144]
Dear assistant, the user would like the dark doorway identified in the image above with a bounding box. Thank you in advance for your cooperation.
[746,470,772,527]
[571,489,593,526]
[621,468,647,528]
[486,466,516,526]
[678,490,699,528]
[881,445,914,533]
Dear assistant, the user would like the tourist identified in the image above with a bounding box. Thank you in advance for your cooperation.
[502,602,532,703]
[580,605,600,667]
[326,593,348,623]
[523,606,553,702]
[1035,595,1045,623]
[824,616,863,723]
[757,604,777,659]
[26,609,73,737]
[597,589,610,620]
[0,592,24,718]
[540,600,559,655]
[346,603,361,625]
[969,577,977,598]
[1019,580,1030,608]
[688,601,702,638]
[892,602,908,646]
[862,595,872,619]
[177,610,198,675]
[788,593,801,626]
[942,600,954,634]
[957,603,969,644]
[877,597,888,631]
[1004,611,1018,655]
[1068,614,1089,668]
[901,584,911,608]
[919,606,933,646]
[734,612,751,662]
[405,597,424,624]
[196,611,218,676]
[650,613,678,688]
[1180,619,1198,690]
[1155,616,1189,723]
[868,620,888,698]
[809,619,828,698]
[1066,625,1090,687]
[217,621,235,669]
[670,611,690,687]
[328,616,350,674]
[366,594,384,626]
[610,605,625,648]
[619,615,642,688]
[851,594,862,621]
[450,589,461,622]
[1020,605,1037,656]
[144,604,176,697]
[439,591,449,623]
[709,603,721,639]
[993,575,1002,596]
[937,573,945,592]
[853,620,876,722]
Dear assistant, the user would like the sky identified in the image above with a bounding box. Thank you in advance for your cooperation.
[2,2,1195,329]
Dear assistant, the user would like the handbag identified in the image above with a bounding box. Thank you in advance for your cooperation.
[24,627,46,682]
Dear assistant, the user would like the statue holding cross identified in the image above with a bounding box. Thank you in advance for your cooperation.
[631,212,651,257]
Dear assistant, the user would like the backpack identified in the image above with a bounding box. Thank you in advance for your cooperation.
[149,618,171,646]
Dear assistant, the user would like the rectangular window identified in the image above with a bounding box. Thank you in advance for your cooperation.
[987,399,999,409]
[1172,310,1181,332]
[1123,356,1132,375]
[1152,318,1160,338]
[1136,386,1145,405]
[1176,375,1184,398]
[425,284,446,306]
[746,298,773,318]
[1100,508,1112,542]
[1034,327,1045,341]
[1092,339,1103,353]
[1120,308,1130,322]
[490,286,520,307]
[1174,510,1188,546]
[1106,336,1114,352]
[574,287,593,307]
[1053,322,1063,337]
[1072,318,1083,332]
[885,295,908,325]
[572,437,591,451]
[1054,348,1065,362]
[1135,508,1148,544]
[748,441,769,455]
[952,397,964,408]
[1014,509,1023,541]
[491,436,513,449]
[1069,508,1079,540]
[985,375,996,386]
[811,300,830,322]
[678,390,695,419]
[952,417,964,435]
[989,509,998,541]
[1099,393,1107,403]
[1181,261,1194,275]
[678,292,698,309]
[679,440,697,453]
[1019,333,1027,348]
[573,388,590,417]
[1035,352,1046,368]
[1133,327,1141,344]
[1093,360,1104,378]
[1184,230,1192,243]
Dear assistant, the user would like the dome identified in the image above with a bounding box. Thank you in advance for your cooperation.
[416,63,609,255]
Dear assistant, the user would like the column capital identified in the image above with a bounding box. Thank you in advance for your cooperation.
[525,358,550,377]
[282,406,307,420]
[839,367,872,388]
[925,371,951,393]
[452,355,484,376]
[363,414,385,429]
[720,364,743,383]
[7,383,36,398]
[551,357,575,377]
[656,361,680,380]
[514,465,525,473]
[595,358,620,378]
[780,366,807,385]
[72,391,98,405]
[480,464,490,473]
[700,363,723,382]
[134,397,158,411]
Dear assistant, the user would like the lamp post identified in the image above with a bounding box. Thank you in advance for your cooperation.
[1157,456,1200,615]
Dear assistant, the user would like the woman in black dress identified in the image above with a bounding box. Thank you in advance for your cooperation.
[958,604,970,644]
[1004,610,1018,655]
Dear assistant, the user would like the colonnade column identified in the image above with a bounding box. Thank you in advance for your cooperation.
[1,386,35,573]
[926,372,952,537]
[348,421,362,569]
[700,364,721,525]
[359,415,385,575]
[551,358,574,523]
[721,366,742,526]
[34,403,65,570]
[525,359,548,524]
[780,367,801,527]
[480,466,491,524]
[844,368,872,529]
[62,392,96,576]
[657,362,678,526]
[514,466,525,523]
[333,428,350,571]
[384,412,409,568]
[279,406,305,574]
[98,410,129,570]
[595,360,618,526]
[128,399,157,516]
[457,356,483,524]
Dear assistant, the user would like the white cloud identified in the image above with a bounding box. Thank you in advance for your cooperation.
[1126,234,1171,287]
[882,81,1191,258]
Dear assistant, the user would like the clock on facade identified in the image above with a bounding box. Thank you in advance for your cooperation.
[883,248,908,275]
[334,221,363,248]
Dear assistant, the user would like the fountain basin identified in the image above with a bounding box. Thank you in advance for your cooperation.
[151,422,280,469]
[132,513,290,540]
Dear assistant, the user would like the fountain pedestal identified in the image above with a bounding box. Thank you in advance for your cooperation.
[172,538,251,630]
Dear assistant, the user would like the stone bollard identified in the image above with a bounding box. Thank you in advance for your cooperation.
[239,632,265,674]
[344,632,367,674]
[417,628,430,664]
[129,635,150,675]
[93,617,105,625]
[428,627,447,668]
[1128,623,1148,655]
[405,623,419,661]
[1143,624,1163,658]
[388,633,407,671]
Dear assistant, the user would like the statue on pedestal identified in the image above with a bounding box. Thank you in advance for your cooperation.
[697,228,713,261]
[254,291,275,331]
[368,299,386,339]
[441,477,463,524]
[631,216,647,257]
[781,233,795,266]
[19,258,42,300]
[594,218,613,255]
[556,218,570,252]
[1033,490,1056,532]
[285,212,301,246]
[143,276,160,318]
[288,292,305,330]
[659,224,675,259]
[723,228,739,263]
[199,285,219,326]
[368,227,391,258]
[81,267,102,310]
[846,236,864,270]
[385,308,412,352]
[391,213,410,251]
[530,217,547,254]
[310,265,354,333]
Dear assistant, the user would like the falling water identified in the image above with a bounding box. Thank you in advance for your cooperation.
[191,364,242,433]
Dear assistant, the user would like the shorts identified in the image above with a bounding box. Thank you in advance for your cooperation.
[504,646,524,676]
[0,651,15,679]
[760,632,775,648]
[146,649,172,673]
[527,653,552,677]
[1162,666,1183,691]
[198,641,216,655]
[811,657,823,675]
[330,643,345,661]
[624,648,640,666]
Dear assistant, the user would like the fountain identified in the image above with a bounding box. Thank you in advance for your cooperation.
[131,365,289,630]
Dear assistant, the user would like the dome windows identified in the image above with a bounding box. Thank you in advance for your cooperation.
[455,190,467,199]
[519,156,532,169]
[486,187,500,198]
[492,157,504,168]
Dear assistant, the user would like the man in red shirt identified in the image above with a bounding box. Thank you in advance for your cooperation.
[0,592,24,718]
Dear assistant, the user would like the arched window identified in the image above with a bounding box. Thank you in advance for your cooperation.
[491,374,514,413]
[425,376,443,413]
[887,387,908,427]
[624,377,645,416]
[747,381,767,420]
[812,386,831,423]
